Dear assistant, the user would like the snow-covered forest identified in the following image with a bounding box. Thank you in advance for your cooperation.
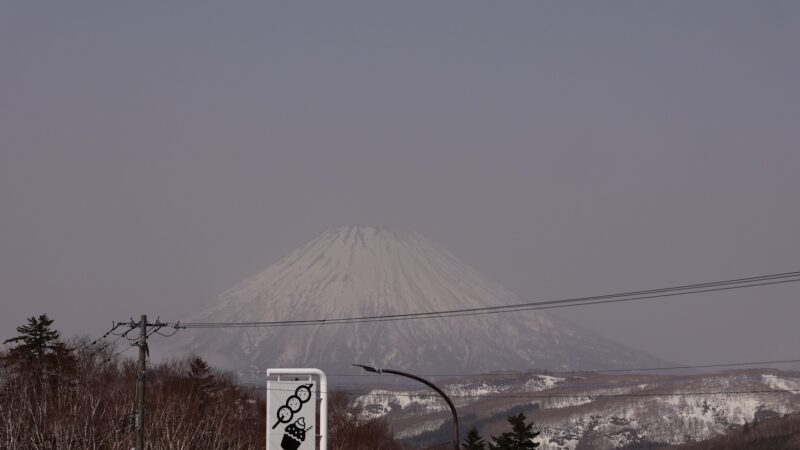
[0,315,406,450]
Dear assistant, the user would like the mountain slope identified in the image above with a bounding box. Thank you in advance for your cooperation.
[172,226,665,373]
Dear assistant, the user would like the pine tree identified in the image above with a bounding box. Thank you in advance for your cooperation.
[188,356,215,392]
[462,426,487,449]
[489,413,540,450]
[187,355,217,419]
[2,314,72,372]
[188,356,212,382]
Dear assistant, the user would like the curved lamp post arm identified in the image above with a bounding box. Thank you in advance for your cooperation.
[353,364,460,450]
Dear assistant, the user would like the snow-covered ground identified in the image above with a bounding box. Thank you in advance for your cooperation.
[352,370,800,450]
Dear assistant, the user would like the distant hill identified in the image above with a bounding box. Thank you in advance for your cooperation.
[350,368,800,449]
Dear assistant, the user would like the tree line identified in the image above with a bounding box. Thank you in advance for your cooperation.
[1,315,540,449]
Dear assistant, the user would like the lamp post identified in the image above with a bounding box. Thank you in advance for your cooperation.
[353,364,460,450]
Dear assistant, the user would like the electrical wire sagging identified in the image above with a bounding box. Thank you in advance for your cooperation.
[174,270,800,328]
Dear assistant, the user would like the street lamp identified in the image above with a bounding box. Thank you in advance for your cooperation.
[353,364,460,450]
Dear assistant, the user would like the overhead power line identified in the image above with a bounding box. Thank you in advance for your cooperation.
[244,357,800,378]
[241,377,794,392]
[176,270,800,328]
[318,357,800,378]
[97,318,180,366]
[75,322,124,354]
[85,334,127,360]
[100,342,137,365]
[239,385,800,400]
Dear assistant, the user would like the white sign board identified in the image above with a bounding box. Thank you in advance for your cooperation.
[267,379,317,450]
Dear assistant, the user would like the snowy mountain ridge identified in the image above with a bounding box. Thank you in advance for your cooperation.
[353,369,800,449]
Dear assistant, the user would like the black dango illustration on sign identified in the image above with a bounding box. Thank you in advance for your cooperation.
[272,383,314,430]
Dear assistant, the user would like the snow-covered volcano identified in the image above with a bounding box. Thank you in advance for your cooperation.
[172,226,665,373]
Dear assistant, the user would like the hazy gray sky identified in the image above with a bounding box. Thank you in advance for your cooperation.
[2,1,798,366]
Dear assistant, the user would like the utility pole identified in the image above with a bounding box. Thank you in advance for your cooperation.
[109,316,180,448]
[135,314,147,450]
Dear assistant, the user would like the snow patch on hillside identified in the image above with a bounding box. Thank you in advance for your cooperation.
[763,374,800,391]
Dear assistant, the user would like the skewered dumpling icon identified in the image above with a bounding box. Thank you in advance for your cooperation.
[272,383,314,429]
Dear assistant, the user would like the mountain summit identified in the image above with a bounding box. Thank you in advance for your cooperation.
[174,226,664,373]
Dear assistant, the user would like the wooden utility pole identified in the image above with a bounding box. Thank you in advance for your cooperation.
[135,315,147,450]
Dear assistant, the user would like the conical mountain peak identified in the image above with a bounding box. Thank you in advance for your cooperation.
[214,226,506,320]
[177,227,665,373]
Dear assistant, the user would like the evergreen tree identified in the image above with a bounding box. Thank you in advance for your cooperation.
[489,413,540,450]
[2,314,72,371]
[188,356,212,380]
[462,426,487,450]
[188,356,215,392]
[187,355,216,418]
